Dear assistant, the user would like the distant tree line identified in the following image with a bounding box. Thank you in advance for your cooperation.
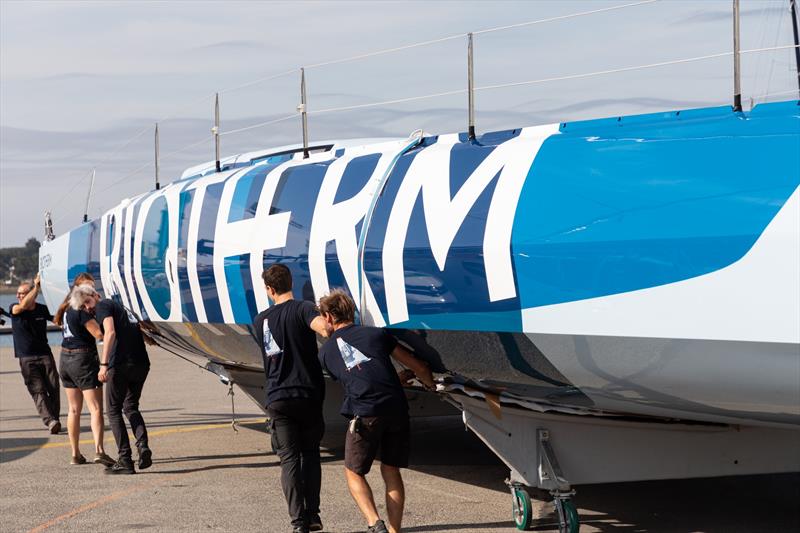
[0,238,40,285]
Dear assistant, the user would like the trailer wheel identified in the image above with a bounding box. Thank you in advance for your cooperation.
[556,497,579,533]
[511,486,532,530]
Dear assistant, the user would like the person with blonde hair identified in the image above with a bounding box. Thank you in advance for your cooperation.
[54,274,113,466]
[73,284,152,475]
[317,289,434,533]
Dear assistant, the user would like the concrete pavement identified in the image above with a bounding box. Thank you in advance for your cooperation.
[1,345,798,532]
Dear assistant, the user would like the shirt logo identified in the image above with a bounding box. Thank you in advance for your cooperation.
[336,338,371,371]
[63,321,74,339]
[262,322,282,358]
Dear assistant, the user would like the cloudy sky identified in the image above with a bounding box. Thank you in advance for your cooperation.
[1,0,796,246]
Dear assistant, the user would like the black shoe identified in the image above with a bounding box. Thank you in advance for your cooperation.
[308,514,323,532]
[367,519,388,533]
[48,420,61,434]
[291,526,309,533]
[138,447,152,470]
[105,459,135,475]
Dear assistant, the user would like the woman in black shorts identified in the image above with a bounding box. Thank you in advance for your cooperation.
[53,274,113,466]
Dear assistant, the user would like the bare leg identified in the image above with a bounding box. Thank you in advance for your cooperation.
[381,464,405,533]
[82,387,106,454]
[345,467,381,527]
[65,388,83,458]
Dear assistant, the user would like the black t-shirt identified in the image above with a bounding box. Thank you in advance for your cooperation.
[10,303,53,358]
[61,307,98,352]
[253,299,324,407]
[94,299,149,368]
[318,324,407,417]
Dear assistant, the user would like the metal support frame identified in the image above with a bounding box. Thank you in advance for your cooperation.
[300,68,309,158]
[214,93,221,172]
[467,32,476,140]
[82,168,96,223]
[791,0,800,98]
[154,123,161,190]
[733,0,742,111]
[537,429,572,493]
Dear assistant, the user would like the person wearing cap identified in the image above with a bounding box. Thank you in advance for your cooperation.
[10,273,61,434]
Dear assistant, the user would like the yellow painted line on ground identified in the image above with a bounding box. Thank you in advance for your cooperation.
[27,474,180,533]
[1,419,266,453]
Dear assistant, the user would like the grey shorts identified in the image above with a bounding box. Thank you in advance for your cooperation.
[59,350,101,390]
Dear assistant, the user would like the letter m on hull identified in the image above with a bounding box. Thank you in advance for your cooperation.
[380,125,559,326]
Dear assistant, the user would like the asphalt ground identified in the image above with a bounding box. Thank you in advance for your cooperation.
[1,344,798,533]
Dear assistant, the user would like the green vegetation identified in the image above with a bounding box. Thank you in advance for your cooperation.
[0,238,40,289]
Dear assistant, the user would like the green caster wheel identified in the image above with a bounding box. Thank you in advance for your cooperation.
[511,486,532,530]
[555,497,579,533]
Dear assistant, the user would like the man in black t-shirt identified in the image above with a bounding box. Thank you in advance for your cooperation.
[75,284,151,475]
[10,274,61,434]
[317,290,434,533]
[252,264,328,533]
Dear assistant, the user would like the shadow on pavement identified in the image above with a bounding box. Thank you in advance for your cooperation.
[404,523,512,532]
[0,437,48,462]
[552,473,800,533]
[153,454,339,475]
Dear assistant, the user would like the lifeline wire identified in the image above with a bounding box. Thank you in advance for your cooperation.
[307,88,467,115]
[158,136,213,162]
[219,113,297,136]
[298,44,800,117]
[56,2,797,216]
[304,0,658,69]
[218,69,297,94]
[90,136,211,198]
[472,0,658,35]
[52,0,662,213]
[48,125,151,214]
[474,44,800,94]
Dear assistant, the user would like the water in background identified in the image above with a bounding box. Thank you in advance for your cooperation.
[0,292,63,348]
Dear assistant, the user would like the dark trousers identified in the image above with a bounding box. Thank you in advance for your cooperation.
[267,398,325,528]
[19,354,60,426]
[106,363,150,460]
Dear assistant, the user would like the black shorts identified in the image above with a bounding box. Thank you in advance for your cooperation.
[345,413,410,475]
[59,350,101,390]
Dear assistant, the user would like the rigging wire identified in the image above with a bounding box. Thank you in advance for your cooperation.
[48,1,799,225]
[474,44,800,94]
[47,125,152,214]
[92,160,153,197]
[472,0,658,35]
[766,4,789,98]
[304,0,659,70]
[302,44,800,117]
[48,0,663,221]
[307,88,467,115]
[219,113,297,136]
[751,0,775,100]
[158,136,213,162]
[304,34,464,70]
[218,69,297,94]
[89,136,212,198]
[752,87,800,102]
